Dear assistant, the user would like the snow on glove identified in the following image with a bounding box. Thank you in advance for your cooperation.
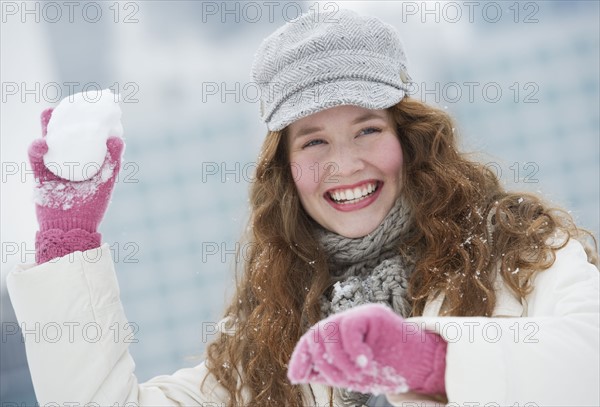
[29,105,125,264]
[287,303,447,396]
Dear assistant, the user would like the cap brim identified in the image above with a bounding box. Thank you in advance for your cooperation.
[267,79,407,132]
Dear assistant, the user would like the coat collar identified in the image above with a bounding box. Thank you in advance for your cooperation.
[422,268,525,318]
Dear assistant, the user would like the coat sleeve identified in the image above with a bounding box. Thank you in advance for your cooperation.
[6,243,230,406]
[391,238,599,407]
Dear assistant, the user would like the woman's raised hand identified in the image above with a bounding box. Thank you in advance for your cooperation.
[287,303,447,397]
[29,108,125,264]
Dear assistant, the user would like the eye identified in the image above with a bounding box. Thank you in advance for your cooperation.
[358,127,382,136]
[302,139,325,148]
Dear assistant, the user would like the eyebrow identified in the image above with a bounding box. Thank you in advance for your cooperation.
[292,112,388,139]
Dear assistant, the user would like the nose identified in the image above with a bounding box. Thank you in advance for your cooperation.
[325,143,365,182]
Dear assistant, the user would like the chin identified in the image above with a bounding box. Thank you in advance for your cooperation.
[333,224,379,239]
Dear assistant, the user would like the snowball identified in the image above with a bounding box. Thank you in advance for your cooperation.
[44,88,123,181]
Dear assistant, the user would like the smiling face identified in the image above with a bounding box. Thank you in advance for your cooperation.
[287,105,404,238]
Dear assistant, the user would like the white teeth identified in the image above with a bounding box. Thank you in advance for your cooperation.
[329,182,378,203]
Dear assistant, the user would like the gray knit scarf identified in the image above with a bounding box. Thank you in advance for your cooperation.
[314,197,415,407]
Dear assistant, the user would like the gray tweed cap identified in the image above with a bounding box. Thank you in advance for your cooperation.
[251,8,412,131]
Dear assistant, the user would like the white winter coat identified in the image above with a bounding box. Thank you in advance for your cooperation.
[6,238,600,406]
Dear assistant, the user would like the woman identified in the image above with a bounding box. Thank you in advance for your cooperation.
[7,8,599,407]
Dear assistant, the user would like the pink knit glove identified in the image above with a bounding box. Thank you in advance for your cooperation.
[287,303,447,396]
[29,108,125,264]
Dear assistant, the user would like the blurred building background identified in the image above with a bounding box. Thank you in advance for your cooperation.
[1,1,598,403]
